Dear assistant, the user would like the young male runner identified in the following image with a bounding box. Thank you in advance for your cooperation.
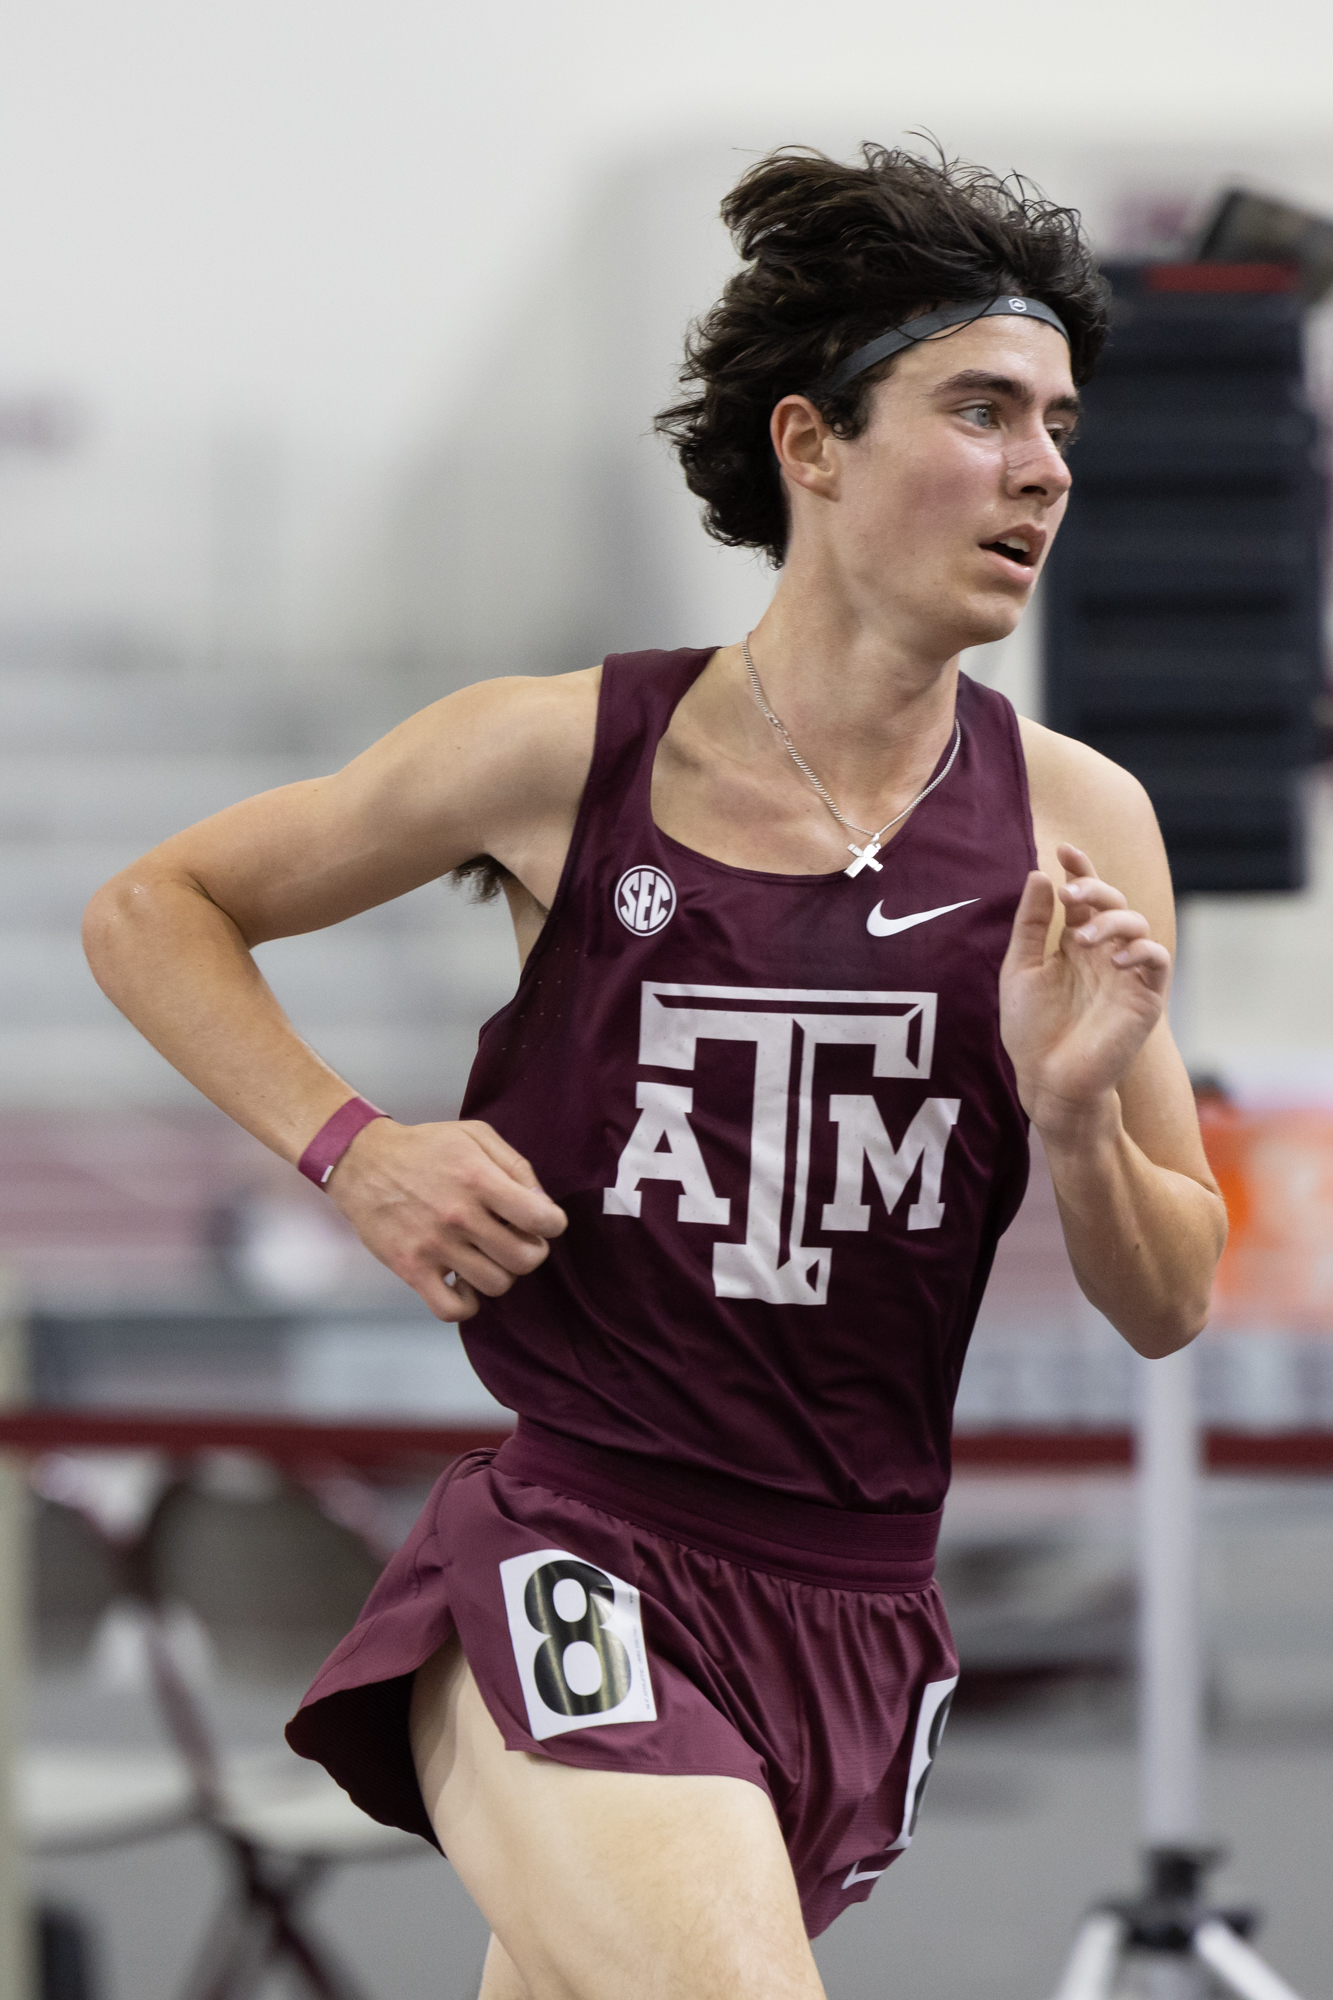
[85,146,1227,1999]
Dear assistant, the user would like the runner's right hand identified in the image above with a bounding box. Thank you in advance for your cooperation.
[324,1117,567,1322]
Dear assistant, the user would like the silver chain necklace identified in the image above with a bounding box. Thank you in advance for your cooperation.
[741,636,962,878]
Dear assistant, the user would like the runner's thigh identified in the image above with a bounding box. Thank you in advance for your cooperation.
[411,1639,826,2000]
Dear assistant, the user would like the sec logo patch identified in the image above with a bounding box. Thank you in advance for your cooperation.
[615,866,676,936]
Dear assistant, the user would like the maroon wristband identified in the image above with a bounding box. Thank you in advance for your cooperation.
[297,1096,388,1189]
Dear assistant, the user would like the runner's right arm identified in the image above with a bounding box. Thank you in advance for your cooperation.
[82,670,600,1320]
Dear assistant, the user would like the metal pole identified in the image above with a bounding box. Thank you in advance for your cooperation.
[1138,1315,1204,1844]
[0,1270,30,2000]
[1194,1921,1306,2000]
[1137,892,1204,1843]
[1048,1912,1124,2000]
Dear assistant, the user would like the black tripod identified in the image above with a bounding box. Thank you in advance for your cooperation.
[1047,1340,1306,2000]
[1052,1847,1302,2000]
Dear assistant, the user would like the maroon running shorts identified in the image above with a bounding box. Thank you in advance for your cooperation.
[287,1424,958,1938]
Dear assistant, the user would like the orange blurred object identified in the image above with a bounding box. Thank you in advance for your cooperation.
[1197,1097,1333,1331]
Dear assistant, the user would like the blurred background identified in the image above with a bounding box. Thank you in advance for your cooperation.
[2,2,1333,1996]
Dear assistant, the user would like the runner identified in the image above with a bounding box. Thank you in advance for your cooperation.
[85,144,1227,2000]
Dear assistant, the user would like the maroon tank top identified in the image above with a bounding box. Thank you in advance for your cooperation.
[458,648,1035,1513]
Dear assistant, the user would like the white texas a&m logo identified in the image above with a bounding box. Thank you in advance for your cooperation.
[615,866,676,936]
[602,982,960,1305]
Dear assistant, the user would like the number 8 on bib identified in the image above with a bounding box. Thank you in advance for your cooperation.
[499,1547,658,1741]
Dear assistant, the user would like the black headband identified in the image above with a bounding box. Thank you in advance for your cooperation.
[813,295,1070,397]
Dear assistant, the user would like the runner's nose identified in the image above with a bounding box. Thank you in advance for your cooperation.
[1004,426,1072,503]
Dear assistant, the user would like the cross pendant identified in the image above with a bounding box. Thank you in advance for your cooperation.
[845,839,883,877]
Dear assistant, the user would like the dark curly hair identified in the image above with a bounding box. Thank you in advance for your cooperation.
[654,143,1110,567]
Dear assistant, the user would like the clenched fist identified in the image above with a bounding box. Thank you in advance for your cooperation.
[326,1116,567,1321]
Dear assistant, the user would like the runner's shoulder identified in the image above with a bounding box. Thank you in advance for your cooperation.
[427,664,602,797]
[362,666,604,843]
[1017,713,1158,850]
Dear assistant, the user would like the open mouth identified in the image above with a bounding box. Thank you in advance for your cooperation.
[980,534,1037,569]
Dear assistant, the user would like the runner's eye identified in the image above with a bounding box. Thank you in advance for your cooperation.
[1048,421,1079,457]
[959,403,997,429]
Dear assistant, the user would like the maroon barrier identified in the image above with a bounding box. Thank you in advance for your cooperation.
[1,1409,1332,1474]
[0,1408,508,1475]
[953,1429,1333,1472]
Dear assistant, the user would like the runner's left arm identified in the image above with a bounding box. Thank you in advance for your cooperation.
[1001,733,1227,1358]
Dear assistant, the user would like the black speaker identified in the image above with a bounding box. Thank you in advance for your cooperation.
[1043,261,1327,894]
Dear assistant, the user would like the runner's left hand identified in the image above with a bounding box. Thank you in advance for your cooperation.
[999,844,1171,1139]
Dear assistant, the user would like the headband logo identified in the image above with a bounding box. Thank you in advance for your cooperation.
[1008,298,1028,312]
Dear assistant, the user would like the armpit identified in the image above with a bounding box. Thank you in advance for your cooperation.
[450,854,513,903]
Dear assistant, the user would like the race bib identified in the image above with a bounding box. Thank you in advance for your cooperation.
[499,1547,657,1742]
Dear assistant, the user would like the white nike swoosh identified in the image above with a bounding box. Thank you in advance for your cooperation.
[842,1861,888,1887]
[866,897,978,938]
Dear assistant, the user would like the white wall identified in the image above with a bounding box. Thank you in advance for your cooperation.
[2,6,1332,1097]
[4,0,1333,666]
[4,1,1332,434]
